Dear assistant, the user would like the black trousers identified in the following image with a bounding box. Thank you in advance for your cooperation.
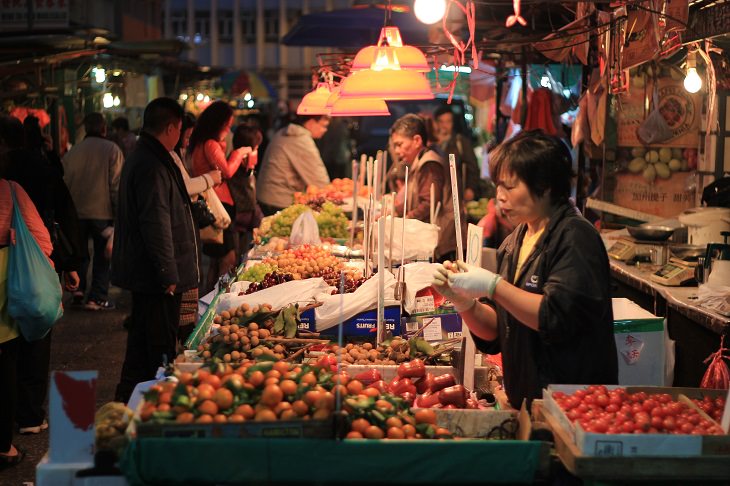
[115,292,182,404]
[15,330,52,428]
[0,337,19,451]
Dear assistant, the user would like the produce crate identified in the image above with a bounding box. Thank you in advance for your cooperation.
[342,364,453,382]
[132,417,336,440]
[543,385,730,457]
[416,407,517,439]
[299,304,402,336]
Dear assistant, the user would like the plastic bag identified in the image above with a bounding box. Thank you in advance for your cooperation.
[378,216,439,262]
[289,210,321,247]
[7,182,63,341]
[202,188,231,230]
[700,336,730,389]
[638,88,674,145]
[400,262,441,315]
[216,277,333,313]
[315,271,396,331]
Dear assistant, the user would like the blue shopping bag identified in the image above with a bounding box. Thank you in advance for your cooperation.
[7,182,63,341]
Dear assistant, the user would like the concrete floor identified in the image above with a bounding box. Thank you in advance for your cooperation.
[1,288,129,485]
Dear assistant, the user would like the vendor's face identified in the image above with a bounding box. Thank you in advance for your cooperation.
[391,132,422,164]
[495,171,546,226]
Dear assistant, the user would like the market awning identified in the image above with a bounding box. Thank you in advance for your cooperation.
[282,6,429,47]
[218,70,277,100]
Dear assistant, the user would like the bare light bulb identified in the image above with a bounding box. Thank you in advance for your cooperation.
[113,96,120,107]
[93,67,106,83]
[684,67,702,93]
[414,0,447,25]
[102,93,114,108]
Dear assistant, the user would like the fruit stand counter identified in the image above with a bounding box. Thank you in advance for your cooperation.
[609,259,730,387]
[120,438,549,485]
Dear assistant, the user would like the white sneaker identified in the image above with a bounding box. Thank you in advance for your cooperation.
[18,420,48,434]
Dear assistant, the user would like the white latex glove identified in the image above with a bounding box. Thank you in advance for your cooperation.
[431,263,476,312]
[447,260,502,299]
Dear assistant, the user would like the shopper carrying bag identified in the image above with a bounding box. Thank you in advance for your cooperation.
[6,181,62,341]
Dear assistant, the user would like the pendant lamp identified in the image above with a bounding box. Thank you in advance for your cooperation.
[340,64,433,100]
[296,83,332,115]
[351,26,429,72]
[331,97,391,117]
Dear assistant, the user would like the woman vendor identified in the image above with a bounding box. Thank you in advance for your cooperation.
[432,130,618,408]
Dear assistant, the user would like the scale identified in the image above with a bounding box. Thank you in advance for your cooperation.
[650,257,697,286]
[608,237,669,264]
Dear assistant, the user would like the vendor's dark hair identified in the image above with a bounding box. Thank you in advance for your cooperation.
[433,105,454,120]
[84,112,106,137]
[188,100,233,154]
[390,114,428,143]
[143,98,184,135]
[233,124,263,149]
[489,130,573,204]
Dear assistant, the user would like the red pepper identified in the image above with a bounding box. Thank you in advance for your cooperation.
[354,369,382,386]
[316,355,338,372]
[438,385,468,408]
[415,373,435,394]
[366,380,388,393]
[397,359,426,379]
[401,392,416,406]
[430,374,456,393]
[390,378,417,396]
[417,392,442,408]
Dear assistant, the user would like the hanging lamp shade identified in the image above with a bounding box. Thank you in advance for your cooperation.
[325,86,341,109]
[331,97,391,117]
[296,83,332,115]
[339,69,433,100]
[351,26,429,72]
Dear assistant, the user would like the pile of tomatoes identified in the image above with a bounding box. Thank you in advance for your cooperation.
[553,386,725,435]
[692,395,727,423]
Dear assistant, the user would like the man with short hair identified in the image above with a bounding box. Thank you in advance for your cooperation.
[433,105,482,201]
[63,112,124,310]
[390,114,464,262]
[112,98,198,403]
[256,114,331,214]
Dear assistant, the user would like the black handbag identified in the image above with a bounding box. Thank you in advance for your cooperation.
[191,195,216,229]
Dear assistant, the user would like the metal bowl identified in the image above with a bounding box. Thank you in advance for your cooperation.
[627,225,675,242]
[669,244,706,262]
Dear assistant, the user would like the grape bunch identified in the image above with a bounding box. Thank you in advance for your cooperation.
[239,262,277,283]
[243,272,294,294]
[265,245,342,280]
[269,204,310,237]
[316,202,349,239]
[326,274,367,294]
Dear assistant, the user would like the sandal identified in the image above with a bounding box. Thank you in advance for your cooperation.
[0,447,25,469]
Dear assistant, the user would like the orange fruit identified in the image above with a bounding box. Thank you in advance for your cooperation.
[213,414,228,423]
[362,387,380,398]
[261,384,284,407]
[176,412,194,424]
[196,414,213,423]
[140,404,156,421]
[228,414,245,423]
[414,409,437,425]
[303,390,322,407]
[214,388,234,409]
[266,369,282,380]
[274,401,292,416]
[255,409,278,421]
[279,409,298,421]
[375,399,393,411]
[402,424,416,437]
[197,399,219,416]
[291,400,309,417]
[385,417,403,429]
[203,374,222,389]
[300,372,317,387]
[235,404,255,419]
[264,376,280,387]
[272,361,290,375]
[157,403,171,412]
[177,372,193,385]
[351,418,370,434]
[346,431,364,439]
[312,408,331,420]
[196,369,211,383]
[387,427,405,439]
[364,425,385,439]
[196,383,215,401]
[346,380,364,396]
[279,379,297,396]
[248,370,265,388]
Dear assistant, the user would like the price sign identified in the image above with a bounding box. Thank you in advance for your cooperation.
[466,224,484,267]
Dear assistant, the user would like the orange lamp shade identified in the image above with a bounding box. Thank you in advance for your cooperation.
[325,86,341,109]
[296,83,332,115]
[330,97,391,117]
[352,45,429,72]
[339,69,433,100]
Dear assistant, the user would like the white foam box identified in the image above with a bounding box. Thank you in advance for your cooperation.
[612,298,667,386]
[36,453,93,486]
[415,407,517,438]
[544,385,730,457]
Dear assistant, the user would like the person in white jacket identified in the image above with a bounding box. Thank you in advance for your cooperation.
[256,115,330,214]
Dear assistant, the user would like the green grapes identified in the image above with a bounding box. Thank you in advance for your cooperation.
[316,202,349,239]
[238,262,277,283]
[270,204,310,237]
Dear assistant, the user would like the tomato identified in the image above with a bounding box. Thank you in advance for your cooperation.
[621,421,635,434]
[662,417,676,431]
[595,394,609,408]
[650,416,663,429]
[605,404,620,414]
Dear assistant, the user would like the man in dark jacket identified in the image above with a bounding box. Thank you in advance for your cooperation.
[112,98,198,403]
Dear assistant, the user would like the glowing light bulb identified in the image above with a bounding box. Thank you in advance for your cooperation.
[414,0,447,25]
[203,95,210,103]
[180,93,188,101]
[540,74,551,88]
[113,96,120,107]
[196,93,204,101]
[247,100,254,108]
[243,92,252,101]
[93,67,106,83]
[684,67,702,93]
[102,93,114,108]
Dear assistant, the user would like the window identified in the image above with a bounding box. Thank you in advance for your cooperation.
[263,9,278,42]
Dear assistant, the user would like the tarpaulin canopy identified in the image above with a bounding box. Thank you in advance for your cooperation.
[282,6,429,48]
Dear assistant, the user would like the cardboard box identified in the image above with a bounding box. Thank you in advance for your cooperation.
[544,385,730,457]
[343,365,454,383]
[612,298,667,386]
[403,313,464,342]
[299,305,402,337]
[412,408,517,438]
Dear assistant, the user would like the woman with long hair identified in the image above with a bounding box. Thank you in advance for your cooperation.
[189,101,251,291]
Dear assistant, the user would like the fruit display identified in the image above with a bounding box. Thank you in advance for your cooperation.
[315,202,349,239]
[691,395,726,423]
[317,336,453,366]
[622,146,698,182]
[552,386,725,435]
[269,204,311,237]
[239,262,278,283]
[293,178,370,207]
[198,303,305,364]
[243,272,295,294]
[466,198,489,221]
[265,245,343,280]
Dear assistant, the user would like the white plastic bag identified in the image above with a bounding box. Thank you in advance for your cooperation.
[217,278,333,313]
[315,271,396,331]
[378,216,439,262]
[202,187,231,229]
[289,210,321,246]
[401,262,441,315]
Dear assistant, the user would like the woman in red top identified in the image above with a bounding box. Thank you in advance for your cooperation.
[189,102,251,290]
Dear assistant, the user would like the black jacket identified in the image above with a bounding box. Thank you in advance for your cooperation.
[6,148,83,272]
[111,132,198,294]
[474,202,618,408]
